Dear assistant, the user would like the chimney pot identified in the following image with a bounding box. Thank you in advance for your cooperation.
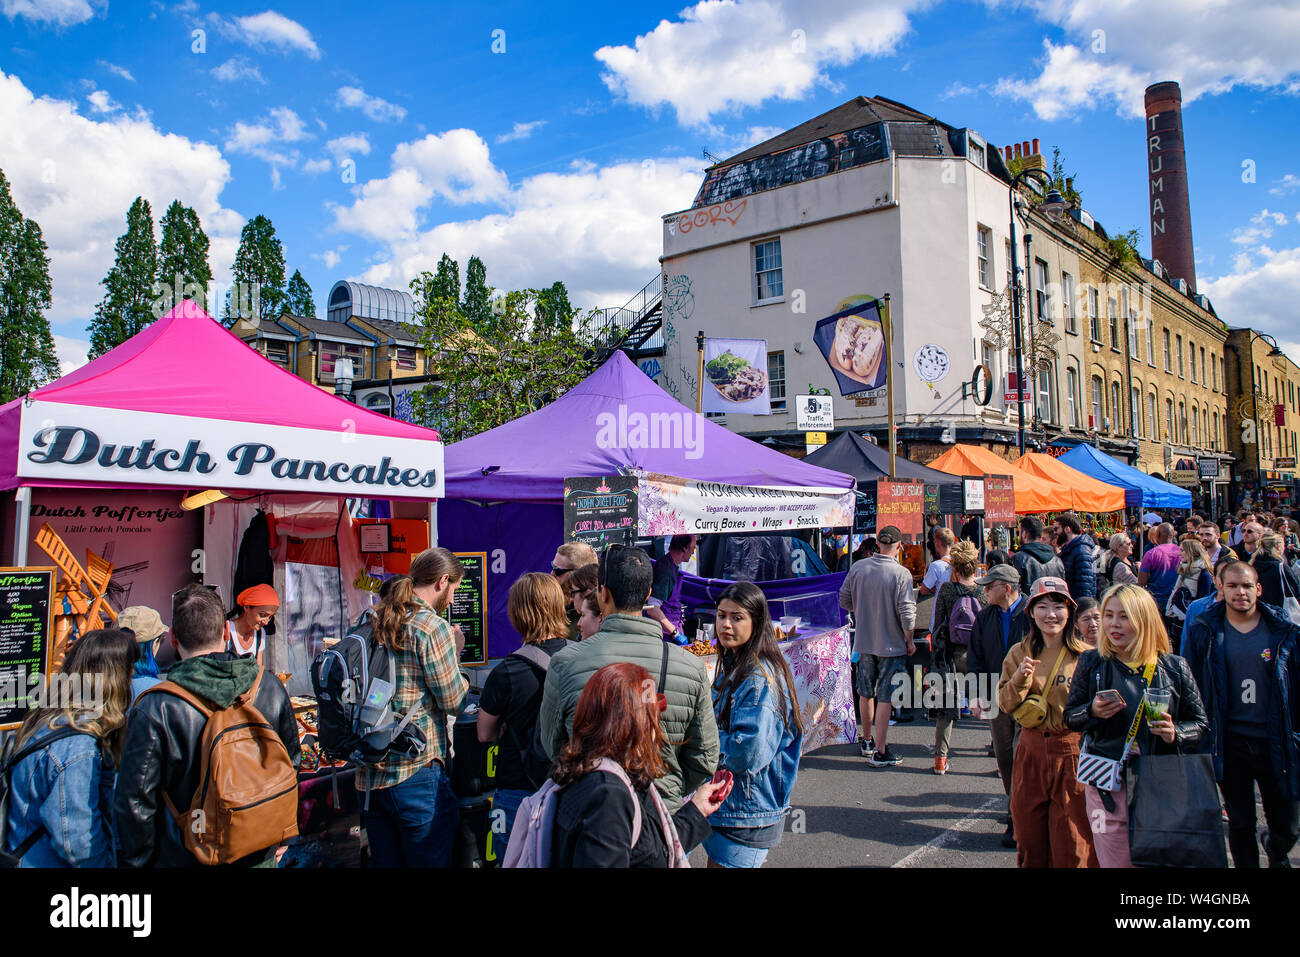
[1023,140,1031,156]
[1014,143,1022,158]
[1032,138,1040,155]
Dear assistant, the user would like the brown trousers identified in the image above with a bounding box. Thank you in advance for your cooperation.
[1010,727,1098,868]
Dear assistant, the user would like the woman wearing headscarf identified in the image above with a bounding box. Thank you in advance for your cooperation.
[225,584,279,663]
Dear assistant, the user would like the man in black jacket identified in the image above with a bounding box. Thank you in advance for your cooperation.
[967,564,1027,848]
[1011,517,1060,592]
[1184,560,1299,868]
[113,584,300,867]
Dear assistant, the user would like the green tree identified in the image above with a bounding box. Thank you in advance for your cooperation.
[1048,146,1082,208]
[408,272,595,442]
[461,255,491,330]
[286,269,316,317]
[87,196,158,359]
[224,214,286,322]
[0,170,59,401]
[156,199,211,312]
[427,253,460,309]
[535,280,574,332]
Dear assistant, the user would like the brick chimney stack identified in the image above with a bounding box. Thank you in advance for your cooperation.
[1144,81,1196,294]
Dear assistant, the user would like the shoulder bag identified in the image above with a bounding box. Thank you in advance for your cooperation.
[1076,660,1155,792]
[1012,646,1067,729]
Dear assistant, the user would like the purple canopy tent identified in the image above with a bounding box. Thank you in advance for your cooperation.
[439,352,855,658]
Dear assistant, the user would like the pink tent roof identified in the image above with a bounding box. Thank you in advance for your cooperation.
[0,300,440,491]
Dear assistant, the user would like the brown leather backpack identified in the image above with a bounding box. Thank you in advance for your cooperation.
[140,668,299,864]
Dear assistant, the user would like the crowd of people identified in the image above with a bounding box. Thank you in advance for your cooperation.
[3,505,1298,870]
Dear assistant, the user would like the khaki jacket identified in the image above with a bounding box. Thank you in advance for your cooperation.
[996,638,1080,734]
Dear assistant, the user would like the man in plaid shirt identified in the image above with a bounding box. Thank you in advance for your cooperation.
[361,548,469,867]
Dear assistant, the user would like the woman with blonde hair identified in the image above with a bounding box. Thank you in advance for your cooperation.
[1249,532,1300,612]
[1103,534,1138,586]
[1163,538,1213,654]
[1064,584,1209,867]
[478,572,575,857]
[928,540,984,775]
[3,630,137,866]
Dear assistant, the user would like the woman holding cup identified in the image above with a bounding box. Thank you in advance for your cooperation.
[1063,583,1209,867]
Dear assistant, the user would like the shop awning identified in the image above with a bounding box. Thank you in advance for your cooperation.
[803,430,961,488]
[0,300,445,498]
[1013,452,1126,512]
[1058,443,1192,509]
[927,444,1073,513]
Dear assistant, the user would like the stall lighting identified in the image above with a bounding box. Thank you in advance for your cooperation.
[181,489,229,511]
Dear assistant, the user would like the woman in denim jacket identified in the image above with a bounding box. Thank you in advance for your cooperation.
[705,582,804,868]
[4,630,136,867]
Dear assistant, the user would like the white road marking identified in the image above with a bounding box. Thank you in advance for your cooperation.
[891,795,1006,868]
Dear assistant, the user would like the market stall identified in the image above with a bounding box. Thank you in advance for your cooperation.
[1057,443,1193,510]
[927,443,1074,514]
[1012,451,1127,540]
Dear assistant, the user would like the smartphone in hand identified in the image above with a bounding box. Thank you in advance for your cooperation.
[709,769,734,804]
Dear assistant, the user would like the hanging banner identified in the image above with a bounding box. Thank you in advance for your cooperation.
[812,299,887,396]
[876,480,924,542]
[636,471,854,536]
[703,338,771,414]
[984,475,1016,525]
[18,401,445,499]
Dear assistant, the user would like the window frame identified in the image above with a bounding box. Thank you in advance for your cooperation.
[767,350,787,412]
[976,225,993,291]
[752,237,784,304]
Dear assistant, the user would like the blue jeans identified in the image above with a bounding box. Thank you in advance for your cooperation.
[492,788,532,861]
[363,763,459,868]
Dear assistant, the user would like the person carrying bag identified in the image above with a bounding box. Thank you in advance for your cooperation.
[1064,583,1217,868]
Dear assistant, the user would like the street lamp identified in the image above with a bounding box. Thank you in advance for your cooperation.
[1008,167,1070,454]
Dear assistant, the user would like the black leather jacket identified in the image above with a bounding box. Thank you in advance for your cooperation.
[113,654,300,868]
[1064,650,1208,760]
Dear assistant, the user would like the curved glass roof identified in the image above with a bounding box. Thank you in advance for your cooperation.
[328,280,416,323]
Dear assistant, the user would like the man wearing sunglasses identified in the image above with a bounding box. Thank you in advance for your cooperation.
[552,542,598,640]
[540,543,719,812]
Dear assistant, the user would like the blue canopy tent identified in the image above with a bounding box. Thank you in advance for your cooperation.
[1058,443,1192,509]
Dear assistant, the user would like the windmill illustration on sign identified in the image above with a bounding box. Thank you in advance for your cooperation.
[34,523,118,670]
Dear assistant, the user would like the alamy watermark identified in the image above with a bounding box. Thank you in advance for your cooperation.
[0,672,106,717]
[595,404,705,460]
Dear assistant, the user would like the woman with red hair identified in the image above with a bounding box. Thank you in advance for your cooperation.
[549,662,731,867]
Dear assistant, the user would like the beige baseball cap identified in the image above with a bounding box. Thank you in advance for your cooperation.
[117,606,168,643]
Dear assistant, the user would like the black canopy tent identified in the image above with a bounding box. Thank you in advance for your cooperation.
[803,431,962,489]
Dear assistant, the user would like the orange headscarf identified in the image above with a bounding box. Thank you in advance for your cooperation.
[236,584,280,609]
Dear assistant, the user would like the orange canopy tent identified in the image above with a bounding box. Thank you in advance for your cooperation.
[1013,452,1126,513]
[927,444,1073,514]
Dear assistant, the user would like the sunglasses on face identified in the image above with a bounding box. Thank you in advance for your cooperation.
[551,564,572,576]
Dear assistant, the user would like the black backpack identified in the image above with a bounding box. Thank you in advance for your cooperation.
[309,616,427,767]
[0,725,94,867]
[505,642,570,791]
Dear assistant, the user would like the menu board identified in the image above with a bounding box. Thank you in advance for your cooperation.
[449,552,487,666]
[0,567,55,730]
[876,480,924,542]
[564,476,638,548]
[984,475,1016,526]
[853,483,877,534]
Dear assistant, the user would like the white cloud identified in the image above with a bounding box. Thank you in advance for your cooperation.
[211,56,265,84]
[2,0,102,27]
[97,59,134,83]
[1271,173,1300,196]
[496,120,546,144]
[1231,208,1294,245]
[53,334,89,376]
[991,0,1300,120]
[317,246,348,270]
[335,85,407,123]
[227,106,310,169]
[301,157,331,174]
[1204,246,1300,357]
[326,133,371,163]
[0,68,244,346]
[86,88,119,114]
[941,81,977,99]
[214,9,321,59]
[336,141,702,308]
[594,0,934,126]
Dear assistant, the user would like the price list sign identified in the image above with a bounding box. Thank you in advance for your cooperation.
[449,552,487,666]
[563,477,638,548]
[0,567,55,729]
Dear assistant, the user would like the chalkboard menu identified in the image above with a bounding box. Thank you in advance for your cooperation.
[984,475,1016,526]
[924,483,964,515]
[450,552,487,666]
[0,567,55,730]
[853,483,878,534]
[877,481,924,542]
[563,476,639,548]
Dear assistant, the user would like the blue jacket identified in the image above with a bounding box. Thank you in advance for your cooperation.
[1059,534,1097,601]
[1179,594,1218,652]
[710,659,802,828]
[5,721,116,867]
[1183,601,1300,799]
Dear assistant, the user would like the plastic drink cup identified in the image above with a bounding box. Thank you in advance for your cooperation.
[1143,688,1172,722]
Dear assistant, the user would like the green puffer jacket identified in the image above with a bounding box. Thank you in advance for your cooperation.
[538,613,720,811]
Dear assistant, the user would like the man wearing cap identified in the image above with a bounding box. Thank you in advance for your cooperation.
[967,564,1027,848]
[118,605,169,700]
[225,584,279,663]
[839,525,916,768]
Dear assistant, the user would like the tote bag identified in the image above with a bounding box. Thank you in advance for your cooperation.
[1278,565,1300,625]
[1126,751,1228,868]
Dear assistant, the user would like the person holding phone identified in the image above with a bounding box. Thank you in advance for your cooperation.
[997,577,1096,868]
[549,662,729,867]
[705,582,804,868]
[1064,584,1209,867]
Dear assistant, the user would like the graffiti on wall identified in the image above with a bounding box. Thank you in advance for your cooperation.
[673,199,747,234]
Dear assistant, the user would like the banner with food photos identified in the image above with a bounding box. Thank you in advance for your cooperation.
[813,299,887,396]
[702,338,771,414]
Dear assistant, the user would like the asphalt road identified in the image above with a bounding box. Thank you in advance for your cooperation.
[688,712,1300,869]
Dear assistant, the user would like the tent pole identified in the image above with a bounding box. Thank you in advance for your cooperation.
[13,486,31,566]
[695,331,705,414]
[882,295,896,477]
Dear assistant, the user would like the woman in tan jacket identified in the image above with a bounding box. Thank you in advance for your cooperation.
[997,576,1097,868]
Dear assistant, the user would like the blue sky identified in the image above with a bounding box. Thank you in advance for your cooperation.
[2,0,1299,372]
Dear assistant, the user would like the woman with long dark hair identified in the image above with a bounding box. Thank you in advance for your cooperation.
[362,547,470,868]
[4,629,137,867]
[997,577,1097,868]
[549,662,729,867]
[705,582,804,867]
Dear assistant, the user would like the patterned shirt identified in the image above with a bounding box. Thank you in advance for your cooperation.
[357,595,469,791]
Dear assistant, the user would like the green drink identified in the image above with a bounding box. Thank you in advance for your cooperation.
[1143,688,1171,722]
